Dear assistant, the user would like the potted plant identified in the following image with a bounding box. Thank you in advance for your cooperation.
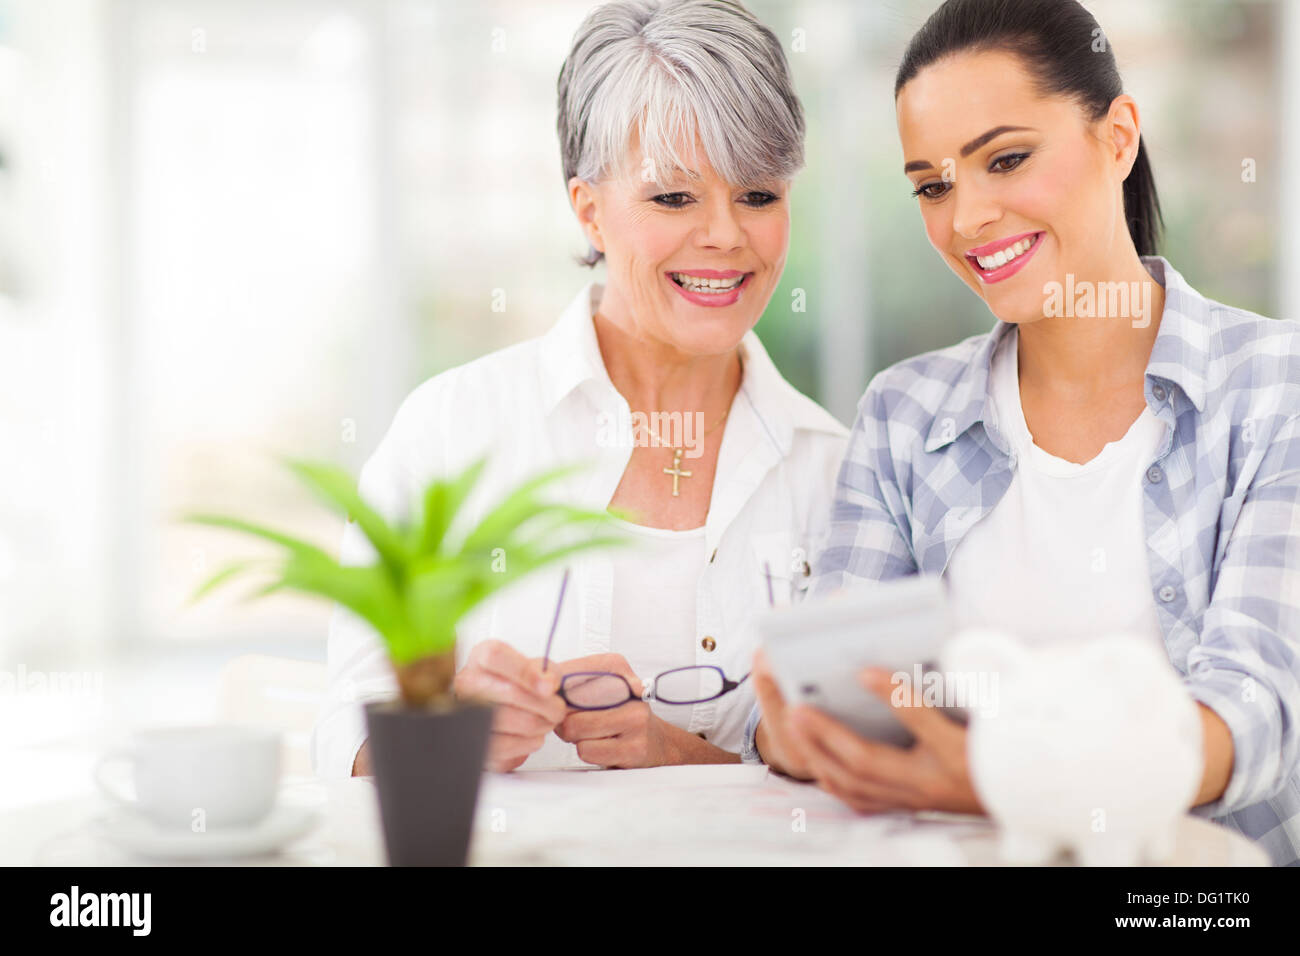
[185,457,623,865]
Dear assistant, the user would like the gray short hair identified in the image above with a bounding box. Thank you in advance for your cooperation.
[557,0,805,265]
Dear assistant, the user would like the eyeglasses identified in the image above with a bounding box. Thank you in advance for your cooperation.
[558,666,750,710]
[536,563,779,712]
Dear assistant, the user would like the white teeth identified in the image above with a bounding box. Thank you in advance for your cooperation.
[670,272,745,293]
[975,234,1037,271]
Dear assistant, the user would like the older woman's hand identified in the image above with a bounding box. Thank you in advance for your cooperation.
[551,653,667,767]
[553,653,730,767]
[786,668,984,815]
[453,639,567,772]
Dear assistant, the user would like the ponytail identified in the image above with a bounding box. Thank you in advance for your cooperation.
[1124,137,1163,257]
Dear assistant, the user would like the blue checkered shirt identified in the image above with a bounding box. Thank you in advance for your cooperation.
[742,257,1300,866]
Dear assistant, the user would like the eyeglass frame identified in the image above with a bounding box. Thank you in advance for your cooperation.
[545,562,774,712]
[556,665,751,711]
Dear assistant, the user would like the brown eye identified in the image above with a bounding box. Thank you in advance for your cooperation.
[990,152,1030,173]
[912,181,951,201]
[652,193,693,208]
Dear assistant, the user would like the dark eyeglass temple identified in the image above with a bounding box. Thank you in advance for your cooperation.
[541,568,569,673]
[721,672,752,692]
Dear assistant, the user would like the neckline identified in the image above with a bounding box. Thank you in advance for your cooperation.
[608,514,707,538]
[996,331,1158,477]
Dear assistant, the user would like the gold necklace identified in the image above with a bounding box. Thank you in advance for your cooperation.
[629,355,743,498]
[639,410,730,497]
[637,372,739,498]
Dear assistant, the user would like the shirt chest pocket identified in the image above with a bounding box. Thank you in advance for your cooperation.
[750,531,813,608]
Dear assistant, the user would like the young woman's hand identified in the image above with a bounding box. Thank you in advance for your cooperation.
[786,668,984,815]
[751,649,815,779]
[453,639,567,772]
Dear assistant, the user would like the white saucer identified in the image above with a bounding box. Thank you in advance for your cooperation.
[92,805,319,861]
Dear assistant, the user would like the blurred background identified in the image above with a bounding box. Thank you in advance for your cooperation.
[1,0,1297,801]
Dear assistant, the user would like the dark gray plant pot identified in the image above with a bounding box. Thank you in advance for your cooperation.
[363,699,494,866]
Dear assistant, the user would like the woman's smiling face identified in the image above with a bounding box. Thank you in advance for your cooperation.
[571,136,790,355]
[896,49,1139,325]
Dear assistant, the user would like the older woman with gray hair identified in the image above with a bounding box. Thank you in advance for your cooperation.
[313,0,846,776]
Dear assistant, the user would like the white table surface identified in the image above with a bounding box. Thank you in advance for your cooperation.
[0,761,1269,867]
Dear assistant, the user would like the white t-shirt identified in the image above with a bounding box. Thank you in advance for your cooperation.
[608,517,708,733]
[944,329,1169,650]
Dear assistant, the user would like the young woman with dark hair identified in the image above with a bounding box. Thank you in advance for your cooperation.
[748,0,1300,866]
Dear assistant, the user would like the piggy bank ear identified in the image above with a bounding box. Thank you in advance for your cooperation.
[942,627,1025,678]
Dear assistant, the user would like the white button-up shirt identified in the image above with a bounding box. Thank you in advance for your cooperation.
[312,282,848,776]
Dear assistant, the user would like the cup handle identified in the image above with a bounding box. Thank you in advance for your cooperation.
[94,750,137,808]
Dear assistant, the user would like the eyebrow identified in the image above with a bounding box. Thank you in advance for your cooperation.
[903,125,1038,174]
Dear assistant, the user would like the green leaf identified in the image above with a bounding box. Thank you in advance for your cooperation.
[281,459,410,583]
[401,564,485,662]
[275,550,413,652]
[500,504,620,550]
[460,463,587,553]
[187,559,270,604]
[184,513,332,561]
[416,457,486,557]
[240,578,286,603]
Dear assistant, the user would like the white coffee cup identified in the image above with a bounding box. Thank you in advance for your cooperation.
[95,725,281,830]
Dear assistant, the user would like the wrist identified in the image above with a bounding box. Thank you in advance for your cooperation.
[658,719,736,765]
[756,718,811,780]
[755,719,784,772]
[351,739,372,777]
[1193,703,1234,806]
[753,718,769,764]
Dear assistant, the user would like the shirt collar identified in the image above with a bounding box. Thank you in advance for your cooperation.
[539,281,847,448]
[924,255,1210,453]
[539,282,615,414]
[1141,257,1210,413]
[922,319,1014,454]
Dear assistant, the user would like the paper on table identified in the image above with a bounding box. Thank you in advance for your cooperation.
[501,763,770,788]
[470,765,972,865]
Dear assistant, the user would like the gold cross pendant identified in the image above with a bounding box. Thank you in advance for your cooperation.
[663,447,692,497]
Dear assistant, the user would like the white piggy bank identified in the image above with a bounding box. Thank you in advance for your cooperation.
[943,628,1204,867]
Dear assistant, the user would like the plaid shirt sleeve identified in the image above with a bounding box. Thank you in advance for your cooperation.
[741,380,918,762]
[810,379,920,595]
[1187,411,1300,817]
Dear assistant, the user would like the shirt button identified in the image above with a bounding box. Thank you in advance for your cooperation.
[1146,465,1164,484]
[1158,585,1177,603]
[701,636,717,652]
[1152,385,1167,402]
